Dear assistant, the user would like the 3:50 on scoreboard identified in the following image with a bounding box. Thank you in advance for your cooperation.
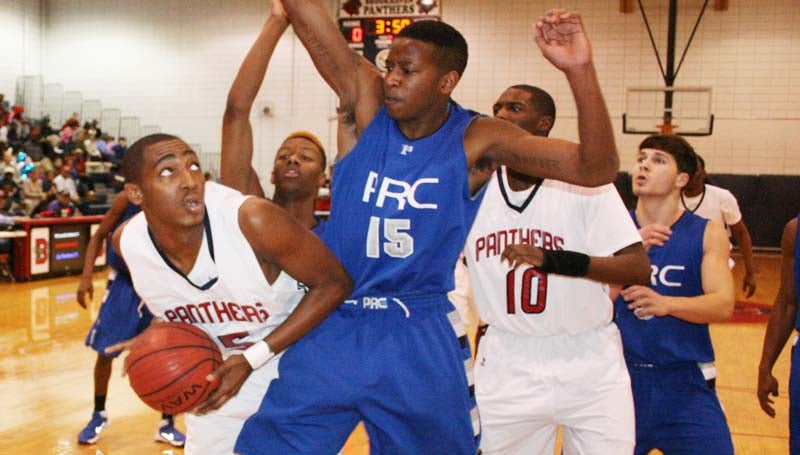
[374,18,411,35]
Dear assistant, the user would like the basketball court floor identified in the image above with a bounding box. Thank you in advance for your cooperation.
[0,252,791,454]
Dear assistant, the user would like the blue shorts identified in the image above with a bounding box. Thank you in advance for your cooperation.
[235,294,479,455]
[84,272,152,358]
[789,344,800,454]
[628,362,733,455]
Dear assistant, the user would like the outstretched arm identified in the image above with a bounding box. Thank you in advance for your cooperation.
[758,218,798,417]
[501,242,650,285]
[220,3,289,197]
[468,10,618,188]
[76,193,130,308]
[282,0,383,157]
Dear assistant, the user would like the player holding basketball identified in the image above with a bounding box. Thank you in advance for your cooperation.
[110,131,352,455]
[757,216,800,453]
[614,134,735,454]
[75,192,185,447]
[235,3,621,454]
[466,85,650,454]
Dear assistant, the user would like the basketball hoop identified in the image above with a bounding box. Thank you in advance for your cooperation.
[657,123,679,134]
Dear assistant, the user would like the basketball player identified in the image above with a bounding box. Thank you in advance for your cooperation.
[220,0,326,236]
[75,193,185,446]
[757,216,799,453]
[614,134,735,454]
[110,132,352,455]
[236,4,622,454]
[466,85,650,454]
[683,153,757,297]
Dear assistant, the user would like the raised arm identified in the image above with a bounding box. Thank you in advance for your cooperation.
[76,193,130,308]
[467,10,618,188]
[282,0,383,157]
[220,3,289,197]
[758,218,798,417]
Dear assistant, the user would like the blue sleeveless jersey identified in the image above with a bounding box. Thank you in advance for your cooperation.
[106,203,141,274]
[323,101,480,300]
[615,211,714,364]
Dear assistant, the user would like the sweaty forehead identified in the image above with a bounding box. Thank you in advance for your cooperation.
[388,37,437,62]
[495,88,533,106]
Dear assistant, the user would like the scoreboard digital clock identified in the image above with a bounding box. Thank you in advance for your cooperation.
[339,17,439,71]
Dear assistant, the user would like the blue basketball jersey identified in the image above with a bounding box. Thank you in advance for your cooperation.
[615,211,714,364]
[323,101,480,300]
[106,203,141,274]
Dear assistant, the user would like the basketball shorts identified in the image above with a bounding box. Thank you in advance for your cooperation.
[789,343,800,454]
[185,353,280,455]
[475,323,635,455]
[84,271,152,358]
[235,294,479,455]
[628,361,733,455]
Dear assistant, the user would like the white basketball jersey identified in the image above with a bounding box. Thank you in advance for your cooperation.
[465,167,641,336]
[120,181,305,358]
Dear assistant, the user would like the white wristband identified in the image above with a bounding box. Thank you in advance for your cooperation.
[242,340,275,370]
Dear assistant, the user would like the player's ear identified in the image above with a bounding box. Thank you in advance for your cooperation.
[676,172,690,189]
[536,115,554,134]
[125,183,144,205]
[439,70,460,95]
[270,170,276,185]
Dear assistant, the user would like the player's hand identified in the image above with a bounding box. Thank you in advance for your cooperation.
[534,10,592,71]
[639,223,672,251]
[501,244,544,269]
[197,354,252,414]
[76,277,94,309]
[757,369,779,418]
[743,268,757,298]
[620,285,671,319]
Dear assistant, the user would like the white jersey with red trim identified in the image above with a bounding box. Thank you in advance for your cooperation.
[120,181,305,358]
[464,167,641,336]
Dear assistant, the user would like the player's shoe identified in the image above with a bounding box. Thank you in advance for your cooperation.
[77,410,109,445]
[154,418,186,447]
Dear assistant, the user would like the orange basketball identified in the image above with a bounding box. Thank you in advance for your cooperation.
[126,322,222,414]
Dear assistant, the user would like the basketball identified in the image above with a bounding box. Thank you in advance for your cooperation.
[126,322,222,414]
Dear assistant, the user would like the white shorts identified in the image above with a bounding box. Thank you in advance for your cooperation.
[475,323,635,455]
[183,354,280,455]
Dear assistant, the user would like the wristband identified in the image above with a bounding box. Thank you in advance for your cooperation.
[538,249,590,277]
[242,340,275,370]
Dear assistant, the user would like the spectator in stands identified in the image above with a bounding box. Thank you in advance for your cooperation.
[53,165,80,204]
[42,189,80,217]
[60,117,80,144]
[41,168,57,194]
[682,154,758,298]
[0,189,28,258]
[0,94,9,119]
[22,126,45,162]
[62,112,80,130]
[95,133,112,161]
[0,177,24,215]
[1,148,15,177]
[111,137,127,163]
[22,166,47,215]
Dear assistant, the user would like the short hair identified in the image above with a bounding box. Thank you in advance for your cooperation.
[509,84,556,122]
[283,131,326,170]
[121,133,181,184]
[639,134,698,176]
[397,20,468,76]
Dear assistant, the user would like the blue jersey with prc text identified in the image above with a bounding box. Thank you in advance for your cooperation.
[323,101,481,301]
[615,210,714,365]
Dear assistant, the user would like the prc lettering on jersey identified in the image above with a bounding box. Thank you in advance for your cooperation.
[474,228,565,262]
[650,265,686,288]
[362,171,439,210]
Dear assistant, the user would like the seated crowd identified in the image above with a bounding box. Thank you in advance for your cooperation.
[0,98,126,223]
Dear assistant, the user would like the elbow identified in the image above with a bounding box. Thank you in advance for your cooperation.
[715,295,736,322]
[577,147,619,187]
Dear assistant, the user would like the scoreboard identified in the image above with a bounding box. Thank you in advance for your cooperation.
[338,1,441,72]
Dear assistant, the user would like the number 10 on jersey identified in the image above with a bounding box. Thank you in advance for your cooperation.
[506,267,548,314]
[367,216,414,258]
